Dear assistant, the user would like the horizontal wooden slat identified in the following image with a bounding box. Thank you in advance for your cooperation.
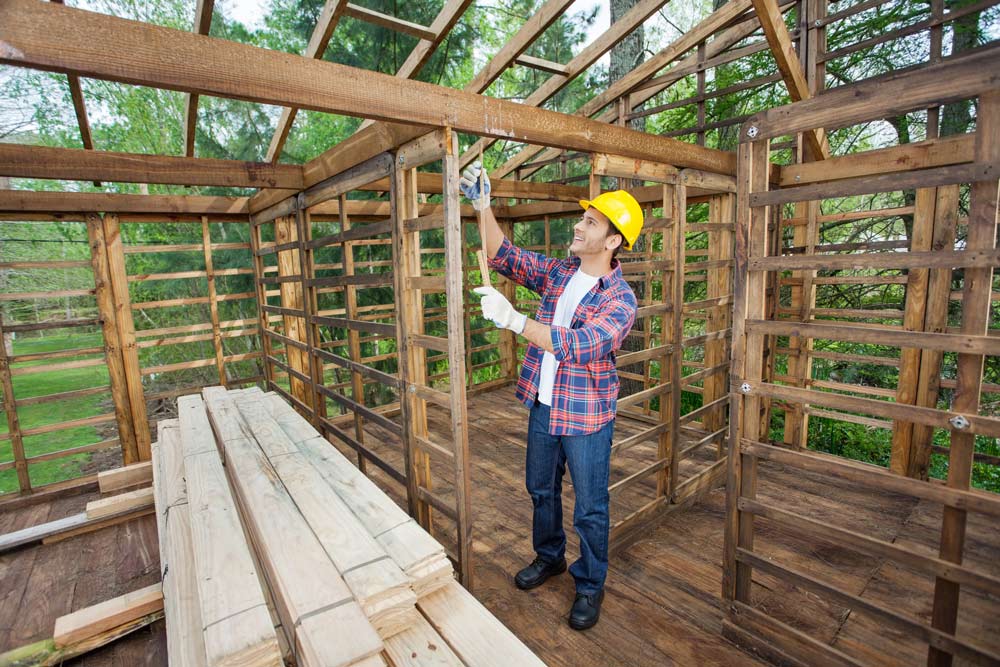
[742,439,1000,518]
[746,319,1000,356]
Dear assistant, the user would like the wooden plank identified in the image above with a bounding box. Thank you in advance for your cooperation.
[0,314,29,492]
[746,319,1000,356]
[779,133,973,187]
[740,498,1000,596]
[97,461,152,493]
[753,161,997,206]
[418,582,546,667]
[229,391,416,639]
[177,395,283,667]
[202,216,227,386]
[739,48,1000,141]
[85,486,154,519]
[343,4,436,41]
[102,214,150,462]
[201,389,384,665]
[53,583,162,648]
[183,0,215,157]
[443,131,474,587]
[751,246,1000,271]
[0,0,736,176]
[0,142,304,188]
[738,548,1000,665]
[153,421,209,667]
[742,440,1000,518]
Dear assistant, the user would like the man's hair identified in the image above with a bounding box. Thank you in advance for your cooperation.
[606,225,625,259]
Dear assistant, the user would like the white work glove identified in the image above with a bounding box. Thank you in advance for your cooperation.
[459,161,492,211]
[474,286,527,334]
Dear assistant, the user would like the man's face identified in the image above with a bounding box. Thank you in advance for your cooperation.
[569,208,619,257]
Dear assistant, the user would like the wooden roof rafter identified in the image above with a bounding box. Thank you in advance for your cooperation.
[49,0,99,187]
[494,0,758,179]
[265,0,351,162]
[183,0,215,158]
[459,0,674,169]
[355,0,475,133]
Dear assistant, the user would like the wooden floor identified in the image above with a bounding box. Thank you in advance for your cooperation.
[1,385,997,666]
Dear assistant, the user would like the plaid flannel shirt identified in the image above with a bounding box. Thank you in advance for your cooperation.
[489,237,637,435]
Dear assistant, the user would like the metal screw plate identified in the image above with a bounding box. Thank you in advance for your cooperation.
[949,414,970,430]
[740,382,752,394]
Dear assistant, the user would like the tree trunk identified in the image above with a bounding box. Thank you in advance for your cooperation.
[940,0,981,136]
[610,0,646,133]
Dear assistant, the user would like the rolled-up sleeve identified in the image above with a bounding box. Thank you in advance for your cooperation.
[550,297,636,364]
[488,237,558,295]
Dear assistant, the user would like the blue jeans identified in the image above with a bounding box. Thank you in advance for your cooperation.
[526,402,613,595]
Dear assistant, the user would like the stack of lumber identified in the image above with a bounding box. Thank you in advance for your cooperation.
[149,385,546,667]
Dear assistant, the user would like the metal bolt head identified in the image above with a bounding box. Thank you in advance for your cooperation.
[408,385,416,394]
[398,155,406,167]
[746,125,760,139]
[740,382,753,394]
[949,414,970,430]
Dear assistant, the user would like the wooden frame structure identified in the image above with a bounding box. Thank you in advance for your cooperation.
[1,0,999,663]
[723,57,1000,666]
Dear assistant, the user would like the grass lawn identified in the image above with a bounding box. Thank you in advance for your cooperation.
[0,332,117,494]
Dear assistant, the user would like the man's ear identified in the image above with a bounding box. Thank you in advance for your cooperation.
[605,233,623,252]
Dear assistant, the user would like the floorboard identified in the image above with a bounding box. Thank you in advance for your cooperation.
[0,385,995,667]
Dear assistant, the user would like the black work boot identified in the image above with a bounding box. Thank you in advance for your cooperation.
[568,590,604,630]
[514,556,567,590]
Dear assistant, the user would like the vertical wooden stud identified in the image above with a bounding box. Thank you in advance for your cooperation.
[102,213,150,462]
[926,90,999,667]
[0,314,30,492]
[201,216,227,386]
[87,213,139,467]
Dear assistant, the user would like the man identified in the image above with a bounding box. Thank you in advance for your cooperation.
[461,161,642,631]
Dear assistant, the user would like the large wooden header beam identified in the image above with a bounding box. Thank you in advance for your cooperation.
[0,0,735,177]
[0,143,305,189]
[740,48,1000,142]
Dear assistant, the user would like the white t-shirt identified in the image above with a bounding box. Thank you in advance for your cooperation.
[537,268,600,406]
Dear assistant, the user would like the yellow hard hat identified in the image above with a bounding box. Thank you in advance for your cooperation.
[579,190,644,250]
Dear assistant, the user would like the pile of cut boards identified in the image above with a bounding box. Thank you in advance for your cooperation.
[152,385,546,667]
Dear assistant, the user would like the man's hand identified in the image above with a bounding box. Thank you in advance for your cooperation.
[459,161,492,211]
[474,286,526,334]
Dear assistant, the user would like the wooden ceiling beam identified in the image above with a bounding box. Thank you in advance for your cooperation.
[51,0,100,186]
[741,48,1000,142]
[0,143,305,189]
[0,190,250,215]
[265,0,351,162]
[750,0,828,159]
[0,1,732,175]
[183,0,215,158]
[343,4,436,41]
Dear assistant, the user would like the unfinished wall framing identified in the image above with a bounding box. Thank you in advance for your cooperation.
[723,61,1000,666]
[0,209,262,497]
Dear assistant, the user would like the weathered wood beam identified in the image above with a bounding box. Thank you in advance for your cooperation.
[183,0,215,158]
[515,54,569,76]
[0,143,305,188]
[266,0,350,162]
[750,0,828,158]
[740,48,1000,141]
[0,1,734,177]
[49,0,99,186]
[0,190,250,215]
[343,3,436,41]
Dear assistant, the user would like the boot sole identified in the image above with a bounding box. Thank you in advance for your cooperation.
[568,615,599,631]
[514,562,567,590]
